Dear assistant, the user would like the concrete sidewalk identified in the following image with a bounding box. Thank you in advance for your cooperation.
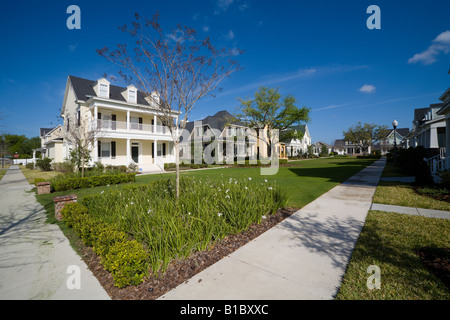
[159,158,386,300]
[371,203,450,220]
[0,166,110,300]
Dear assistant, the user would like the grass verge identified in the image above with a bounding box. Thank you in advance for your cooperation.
[336,210,450,300]
[373,181,450,211]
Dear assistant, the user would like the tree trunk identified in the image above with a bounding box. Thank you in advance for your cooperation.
[175,141,180,198]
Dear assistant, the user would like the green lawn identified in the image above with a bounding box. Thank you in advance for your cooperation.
[134,158,376,209]
[35,157,375,223]
[336,210,450,300]
[373,181,450,211]
[381,161,411,177]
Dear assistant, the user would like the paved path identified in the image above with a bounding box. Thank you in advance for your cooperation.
[0,166,110,300]
[371,203,450,219]
[159,158,386,300]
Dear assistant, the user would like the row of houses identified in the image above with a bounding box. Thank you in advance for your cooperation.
[39,75,316,172]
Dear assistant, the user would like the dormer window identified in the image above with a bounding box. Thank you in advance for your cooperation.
[99,83,109,97]
[127,85,137,103]
[95,78,110,98]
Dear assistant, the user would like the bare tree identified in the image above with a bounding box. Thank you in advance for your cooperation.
[64,111,103,177]
[97,12,242,197]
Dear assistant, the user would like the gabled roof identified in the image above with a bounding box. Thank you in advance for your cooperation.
[386,128,410,138]
[184,110,244,134]
[68,75,153,106]
[414,107,428,123]
[40,128,54,137]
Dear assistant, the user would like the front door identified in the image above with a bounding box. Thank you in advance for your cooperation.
[131,145,139,163]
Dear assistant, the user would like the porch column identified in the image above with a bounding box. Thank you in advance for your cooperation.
[127,110,130,131]
[94,139,98,163]
[126,139,131,164]
[94,106,98,129]
[154,115,157,133]
[430,127,439,148]
[153,139,158,162]
[446,118,450,155]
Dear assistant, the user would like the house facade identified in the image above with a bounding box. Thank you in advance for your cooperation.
[406,103,446,151]
[281,125,312,157]
[312,141,332,156]
[375,128,410,154]
[40,125,64,162]
[57,75,181,172]
[182,110,257,163]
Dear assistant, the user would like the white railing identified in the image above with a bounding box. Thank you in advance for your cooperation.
[425,153,448,174]
[95,120,169,134]
[154,157,165,171]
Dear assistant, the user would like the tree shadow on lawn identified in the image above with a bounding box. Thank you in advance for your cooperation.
[287,164,381,187]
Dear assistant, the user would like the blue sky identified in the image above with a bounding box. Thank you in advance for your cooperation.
[0,0,449,145]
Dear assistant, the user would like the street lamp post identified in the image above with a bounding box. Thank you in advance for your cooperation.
[392,119,398,151]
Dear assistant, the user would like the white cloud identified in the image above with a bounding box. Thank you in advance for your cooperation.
[359,84,376,93]
[408,30,450,65]
[214,0,234,14]
[202,25,209,32]
[225,30,235,40]
[68,44,76,51]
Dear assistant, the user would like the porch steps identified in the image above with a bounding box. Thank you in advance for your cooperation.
[138,163,165,173]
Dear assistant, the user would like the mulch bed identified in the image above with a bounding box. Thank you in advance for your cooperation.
[415,247,450,289]
[412,187,450,203]
[77,206,297,300]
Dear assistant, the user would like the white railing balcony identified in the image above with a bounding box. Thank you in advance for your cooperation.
[95,120,170,135]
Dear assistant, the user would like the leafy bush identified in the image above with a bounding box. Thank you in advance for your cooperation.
[26,163,34,170]
[51,173,136,192]
[439,170,450,189]
[36,157,52,171]
[101,240,149,288]
[53,161,75,173]
[33,178,47,185]
[60,203,149,288]
[82,176,289,275]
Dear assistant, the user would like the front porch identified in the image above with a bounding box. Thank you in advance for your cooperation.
[95,138,175,172]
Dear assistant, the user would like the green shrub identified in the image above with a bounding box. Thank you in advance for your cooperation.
[101,240,149,288]
[26,163,34,170]
[36,157,52,171]
[439,170,450,189]
[33,178,46,185]
[53,161,75,173]
[61,202,148,288]
[51,173,136,192]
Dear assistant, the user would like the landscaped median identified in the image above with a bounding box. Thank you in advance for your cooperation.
[61,176,288,288]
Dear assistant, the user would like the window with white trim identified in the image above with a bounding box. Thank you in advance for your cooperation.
[99,83,109,98]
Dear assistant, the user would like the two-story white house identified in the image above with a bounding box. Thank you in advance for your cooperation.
[281,124,312,157]
[182,110,257,163]
[59,75,181,172]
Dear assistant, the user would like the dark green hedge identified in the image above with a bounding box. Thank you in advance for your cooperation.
[61,202,148,288]
[51,173,136,192]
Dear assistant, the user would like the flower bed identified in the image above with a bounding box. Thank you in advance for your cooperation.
[81,176,288,277]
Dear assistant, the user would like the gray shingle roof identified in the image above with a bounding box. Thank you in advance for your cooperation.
[184,110,244,134]
[68,75,152,106]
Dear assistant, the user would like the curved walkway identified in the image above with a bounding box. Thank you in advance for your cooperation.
[159,158,386,300]
[0,166,109,300]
